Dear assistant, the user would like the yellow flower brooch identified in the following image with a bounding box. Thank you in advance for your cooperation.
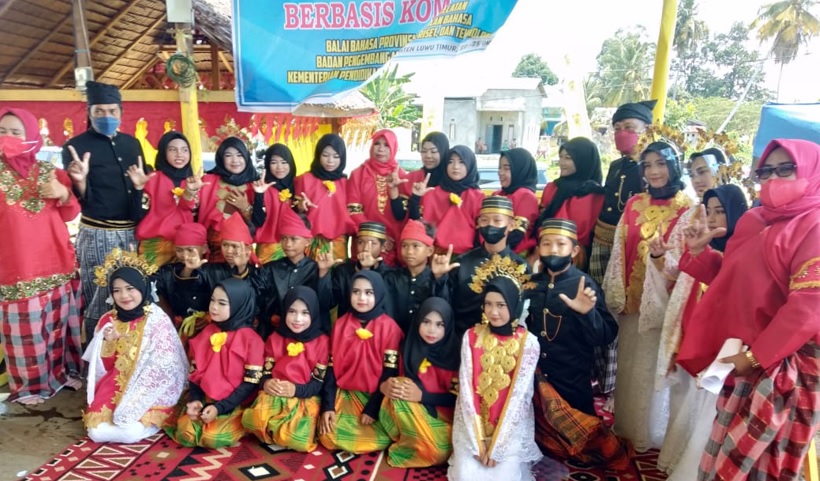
[323,180,336,195]
[355,328,373,340]
[449,192,462,207]
[172,187,186,198]
[279,188,292,203]
[210,332,227,353]
[286,341,304,357]
[419,358,432,374]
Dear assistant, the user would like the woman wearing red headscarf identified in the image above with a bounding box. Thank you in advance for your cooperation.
[677,139,820,479]
[347,130,406,266]
[0,107,83,405]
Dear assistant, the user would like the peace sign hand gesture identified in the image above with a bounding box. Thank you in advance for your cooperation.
[683,204,726,256]
[126,156,151,190]
[66,145,90,184]
[559,276,597,315]
[431,244,460,280]
[184,168,206,196]
[412,172,435,197]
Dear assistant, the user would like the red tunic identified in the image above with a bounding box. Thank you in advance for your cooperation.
[420,187,485,254]
[265,333,330,384]
[493,188,539,254]
[468,326,527,430]
[347,162,407,242]
[197,173,255,232]
[293,173,354,240]
[254,188,293,243]
[539,183,605,249]
[399,362,457,417]
[135,172,196,241]
[398,169,426,198]
[331,312,404,393]
[0,164,79,293]
[189,323,264,401]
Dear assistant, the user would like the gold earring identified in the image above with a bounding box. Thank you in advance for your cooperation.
[481,313,489,325]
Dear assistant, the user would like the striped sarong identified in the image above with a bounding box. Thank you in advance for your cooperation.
[589,225,617,395]
[256,243,285,264]
[138,237,176,267]
[318,389,391,453]
[698,343,820,480]
[76,223,136,339]
[380,398,453,468]
[167,405,246,448]
[0,279,82,401]
[533,375,632,471]
[242,392,321,452]
[308,235,349,263]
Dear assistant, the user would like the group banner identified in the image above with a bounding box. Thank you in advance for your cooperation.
[232,0,518,112]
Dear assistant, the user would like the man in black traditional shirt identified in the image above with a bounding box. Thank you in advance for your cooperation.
[62,81,146,339]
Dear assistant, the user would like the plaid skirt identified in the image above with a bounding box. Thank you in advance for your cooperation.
[380,397,453,468]
[699,343,820,480]
[168,405,247,448]
[0,279,82,401]
[318,389,392,454]
[589,234,618,394]
[242,392,321,452]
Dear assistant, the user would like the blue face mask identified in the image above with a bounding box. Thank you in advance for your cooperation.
[92,116,120,136]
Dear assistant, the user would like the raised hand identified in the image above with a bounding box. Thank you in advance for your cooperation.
[252,178,276,194]
[66,145,90,184]
[431,244,460,280]
[559,276,597,315]
[648,226,672,258]
[226,187,251,212]
[180,253,207,273]
[683,204,726,255]
[40,170,69,202]
[126,156,151,190]
[412,172,435,197]
[297,191,318,212]
[184,168,206,196]
[317,250,342,277]
[357,240,383,268]
[386,165,409,189]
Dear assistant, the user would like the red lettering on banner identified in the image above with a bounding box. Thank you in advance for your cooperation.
[382,1,395,26]
[315,3,331,29]
[345,2,362,28]
[400,0,450,24]
[399,0,416,24]
[330,3,344,28]
[299,3,314,28]
[360,2,374,27]
[283,3,300,29]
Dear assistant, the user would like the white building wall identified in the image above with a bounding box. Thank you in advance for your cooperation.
[442,99,478,149]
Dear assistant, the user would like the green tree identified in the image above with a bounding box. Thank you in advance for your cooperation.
[673,0,710,89]
[588,27,655,107]
[752,0,820,97]
[512,53,558,86]
[360,64,421,129]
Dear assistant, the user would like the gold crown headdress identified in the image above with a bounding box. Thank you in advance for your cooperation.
[94,248,159,287]
[469,254,536,294]
[632,124,691,161]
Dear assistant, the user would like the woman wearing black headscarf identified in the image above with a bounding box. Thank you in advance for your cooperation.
[294,133,355,261]
[449,274,542,478]
[494,148,539,254]
[135,131,203,266]
[379,297,460,467]
[84,259,188,444]
[169,278,264,448]
[318,270,404,454]
[389,131,450,220]
[243,286,330,452]
[198,136,261,262]
[409,145,485,254]
[537,137,605,270]
[251,143,298,263]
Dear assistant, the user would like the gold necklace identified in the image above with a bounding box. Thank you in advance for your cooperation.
[541,308,563,342]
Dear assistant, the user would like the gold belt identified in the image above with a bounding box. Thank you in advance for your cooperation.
[593,220,616,247]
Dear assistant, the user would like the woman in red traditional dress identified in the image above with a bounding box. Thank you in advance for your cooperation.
[134,131,203,266]
[494,148,539,256]
[294,133,355,261]
[677,139,820,480]
[252,143,297,264]
[0,107,83,405]
[537,137,605,270]
[197,137,260,262]
[602,140,691,452]
[318,270,404,453]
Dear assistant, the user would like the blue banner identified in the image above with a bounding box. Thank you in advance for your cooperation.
[753,102,820,158]
[232,0,518,112]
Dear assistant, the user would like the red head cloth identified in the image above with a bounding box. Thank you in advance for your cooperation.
[175,222,208,247]
[0,107,44,177]
[400,219,433,246]
[220,212,253,245]
[757,139,820,224]
[277,206,312,238]
[367,129,398,176]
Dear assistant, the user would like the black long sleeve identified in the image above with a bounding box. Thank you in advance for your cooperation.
[188,381,205,403]
[390,196,407,221]
[408,194,422,220]
[293,378,324,399]
[212,381,257,415]
[320,366,337,413]
[507,229,524,251]
[251,192,266,227]
[362,367,397,419]
[420,391,456,407]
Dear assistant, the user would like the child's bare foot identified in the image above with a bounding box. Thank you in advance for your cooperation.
[15,395,45,406]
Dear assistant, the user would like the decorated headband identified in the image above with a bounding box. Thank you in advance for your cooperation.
[469,254,535,294]
[94,248,158,287]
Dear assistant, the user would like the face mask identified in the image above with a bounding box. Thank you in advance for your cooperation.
[479,225,507,245]
[614,130,639,155]
[540,254,572,273]
[92,116,120,137]
[760,177,808,208]
[0,135,37,159]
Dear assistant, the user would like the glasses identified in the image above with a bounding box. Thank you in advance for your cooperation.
[754,163,797,180]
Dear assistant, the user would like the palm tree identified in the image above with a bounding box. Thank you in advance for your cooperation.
[752,0,820,99]
[359,65,421,129]
[592,28,656,106]
[673,0,709,93]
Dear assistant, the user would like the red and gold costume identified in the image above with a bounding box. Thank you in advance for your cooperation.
[420,186,484,254]
[136,173,196,265]
[295,172,354,261]
[197,173,255,262]
[539,183,604,269]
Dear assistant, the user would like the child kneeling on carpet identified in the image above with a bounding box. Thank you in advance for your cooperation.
[83,249,188,444]
[379,297,459,468]
[167,278,264,448]
[242,286,330,451]
[318,270,404,453]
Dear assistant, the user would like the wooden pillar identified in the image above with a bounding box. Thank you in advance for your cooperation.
[173,24,203,174]
[210,42,220,90]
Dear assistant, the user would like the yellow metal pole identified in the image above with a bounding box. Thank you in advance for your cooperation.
[649,0,678,124]
[174,25,203,174]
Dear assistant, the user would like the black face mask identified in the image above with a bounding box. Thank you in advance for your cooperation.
[480,225,507,245]
[540,255,572,273]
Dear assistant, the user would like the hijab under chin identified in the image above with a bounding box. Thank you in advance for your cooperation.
[421,132,449,188]
[500,148,538,194]
[482,276,523,337]
[403,297,459,382]
[208,136,259,186]
[277,286,325,341]
[214,278,256,331]
[109,267,150,322]
[263,143,296,190]
[310,133,347,181]
[702,184,748,252]
[155,131,193,187]
[350,270,387,323]
[439,145,480,195]
[641,141,686,200]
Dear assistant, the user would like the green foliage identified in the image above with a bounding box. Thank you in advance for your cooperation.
[586,27,655,107]
[359,65,421,129]
[664,96,765,141]
[512,53,559,86]
[673,0,710,88]
[753,0,820,65]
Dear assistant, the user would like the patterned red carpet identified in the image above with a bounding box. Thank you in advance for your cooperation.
[22,433,667,481]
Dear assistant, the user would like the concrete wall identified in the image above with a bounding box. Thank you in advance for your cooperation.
[442,98,479,149]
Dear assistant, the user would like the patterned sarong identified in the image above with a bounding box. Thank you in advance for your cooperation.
[308,235,349,263]
[318,389,391,453]
[589,223,618,394]
[698,343,820,480]
[534,375,632,471]
[76,224,136,339]
[138,237,176,267]
[167,405,246,448]
[242,392,321,452]
[256,243,285,264]
[380,398,453,468]
[0,280,82,401]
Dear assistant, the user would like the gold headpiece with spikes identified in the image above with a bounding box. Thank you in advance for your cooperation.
[469,254,536,294]
[632,124,691,161]
[94,248,158,287]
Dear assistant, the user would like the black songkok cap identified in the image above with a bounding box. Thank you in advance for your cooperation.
[85,81,122,106]
[539,218,578,241]
[358,221,388,241]
[612,99,657,125]
[480,196,514,217]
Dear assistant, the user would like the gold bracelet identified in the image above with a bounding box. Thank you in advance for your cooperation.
[745,350,761,369]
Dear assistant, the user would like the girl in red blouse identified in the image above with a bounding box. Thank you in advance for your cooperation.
[294,133,355,262]
[319,270,404,453]
[494,148,539,256]
[198,137,260,262]
[135,131,203,266]
[243,286,329,451]
[252,143,297,264]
